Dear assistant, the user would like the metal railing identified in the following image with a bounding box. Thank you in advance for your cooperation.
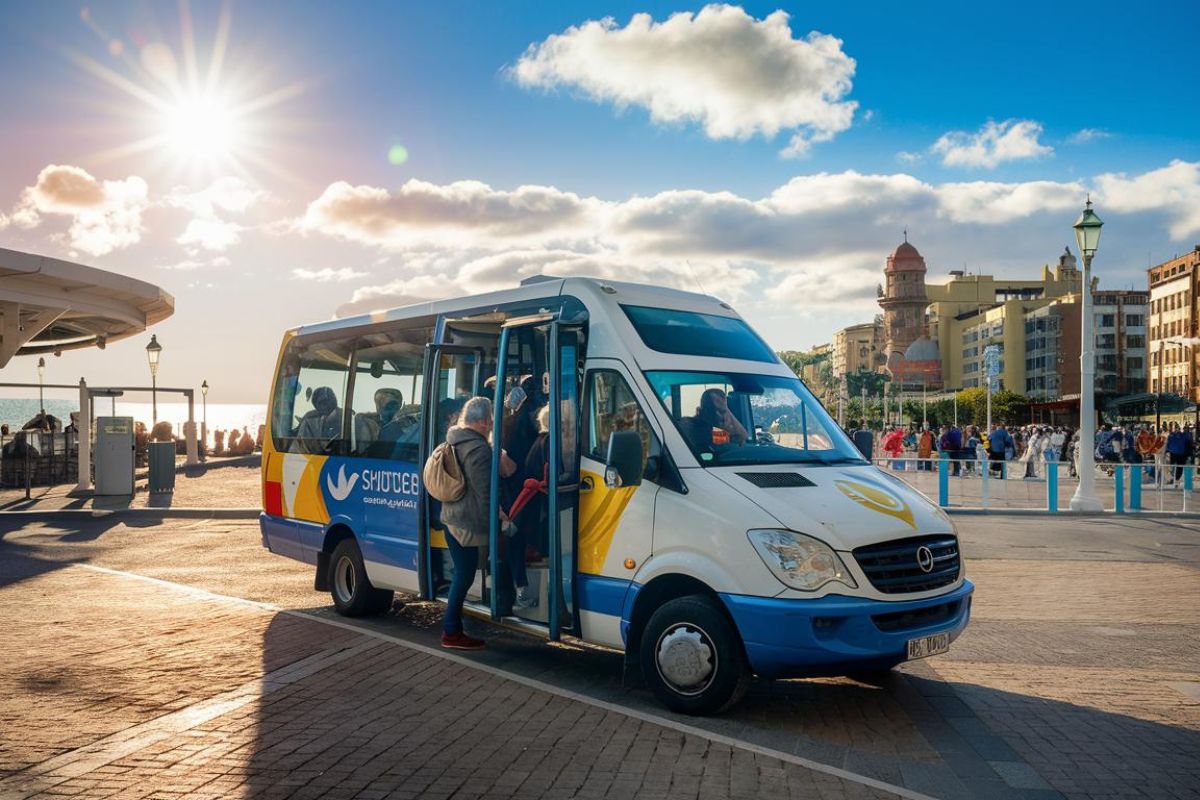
[0,431,80,496]
[872,452,1197,513]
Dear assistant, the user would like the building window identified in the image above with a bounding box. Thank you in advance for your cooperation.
[1126,335,1145,349]
[1099,314,1115,327]
[1125,314,1144,327]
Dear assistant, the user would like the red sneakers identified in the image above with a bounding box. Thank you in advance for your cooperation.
[441,632,486,650]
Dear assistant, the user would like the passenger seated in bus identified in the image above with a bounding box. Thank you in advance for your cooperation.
[365,388,420,459]
[295,386,342,453]
[679,388,748,454]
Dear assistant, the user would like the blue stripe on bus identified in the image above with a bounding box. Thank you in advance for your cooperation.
[576,573,634,617]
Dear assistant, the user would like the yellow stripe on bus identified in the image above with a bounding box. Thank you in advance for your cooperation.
[577,469,636,575]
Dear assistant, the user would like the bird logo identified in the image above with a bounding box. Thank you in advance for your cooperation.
[326,464,359,502]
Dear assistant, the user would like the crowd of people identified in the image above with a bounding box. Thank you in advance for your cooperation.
[869,419,1198,483]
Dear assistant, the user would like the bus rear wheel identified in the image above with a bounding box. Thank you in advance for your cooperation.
[329,538,393,617]
[640,595,750,715]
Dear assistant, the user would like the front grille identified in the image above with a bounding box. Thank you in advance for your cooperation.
[872,600,961,632]
[736,471,814,488]
[853,535,960,594]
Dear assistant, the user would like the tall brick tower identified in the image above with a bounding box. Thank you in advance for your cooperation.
[879,235,929,376]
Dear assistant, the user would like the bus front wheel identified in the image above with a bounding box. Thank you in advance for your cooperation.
[329,538,393,617]
[640,595,750,715]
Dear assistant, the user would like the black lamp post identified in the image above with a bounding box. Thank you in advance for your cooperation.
[146,335,162,423]
[37,357,45,415]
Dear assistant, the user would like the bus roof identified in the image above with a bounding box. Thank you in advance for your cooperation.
[294,276,735,337]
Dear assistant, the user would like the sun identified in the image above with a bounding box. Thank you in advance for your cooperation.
[69,2,307,183]
[161,93,242,161]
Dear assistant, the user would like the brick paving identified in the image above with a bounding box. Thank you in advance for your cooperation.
[0,564,898,800]
[0,512,1197,799]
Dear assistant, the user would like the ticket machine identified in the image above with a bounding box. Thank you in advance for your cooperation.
[94,416,134,496]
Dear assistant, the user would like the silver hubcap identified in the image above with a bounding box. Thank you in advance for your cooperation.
[655,623,717,696]
[334,555,356,603]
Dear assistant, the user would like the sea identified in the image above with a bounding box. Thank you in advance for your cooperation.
[0,398,267,436]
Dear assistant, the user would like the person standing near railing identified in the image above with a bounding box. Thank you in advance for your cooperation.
[987,424,1013,478]
[1165,424,1193,485]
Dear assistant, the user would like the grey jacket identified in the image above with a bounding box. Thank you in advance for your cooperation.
[439,426,492,548]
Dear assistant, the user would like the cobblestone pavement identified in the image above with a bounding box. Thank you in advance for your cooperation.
[0,513,1197,800]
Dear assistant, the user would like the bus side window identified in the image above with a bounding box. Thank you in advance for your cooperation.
[586,370,657,479]
[271,337,353,455]
[348,330,426,462]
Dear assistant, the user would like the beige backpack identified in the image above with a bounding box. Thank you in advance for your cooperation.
[423,441,466,502]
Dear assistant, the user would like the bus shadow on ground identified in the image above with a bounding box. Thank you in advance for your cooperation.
[246,609,1200,800]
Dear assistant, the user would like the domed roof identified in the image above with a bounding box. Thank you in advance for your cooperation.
[903,335,939,362]
[886,239,926,273]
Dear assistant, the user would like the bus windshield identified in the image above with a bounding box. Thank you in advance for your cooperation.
[644,370,866,467]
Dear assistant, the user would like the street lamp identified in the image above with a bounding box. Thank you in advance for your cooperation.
[37,357,45,415]
[201,379,209,460]
[146,335,163,424]
[1070,198,1104,512]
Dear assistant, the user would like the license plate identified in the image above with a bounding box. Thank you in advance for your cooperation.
[906,632,951,660]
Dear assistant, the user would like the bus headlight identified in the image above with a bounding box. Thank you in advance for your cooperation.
[747,529,857,592]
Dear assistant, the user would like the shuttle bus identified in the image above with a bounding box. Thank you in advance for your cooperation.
[261,277,972,714]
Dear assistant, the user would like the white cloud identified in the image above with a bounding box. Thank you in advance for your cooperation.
[177,217,243,251]
[303,179,591,249]
[10,164,149,256]
[932,119,1053,169]
[166,176,265,253]
[897,151,922,164]
[336,273,460,317]
[292,267,369,282]
[1067,128,1113,144]
[303,160,1200,337]
[1094,160,1200,240]
[768,251,882,307]
[509,4,857,157]
[935,179,1084,224]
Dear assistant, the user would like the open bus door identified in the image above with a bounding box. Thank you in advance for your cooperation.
[418,343,483,600]
[487,316,583,640]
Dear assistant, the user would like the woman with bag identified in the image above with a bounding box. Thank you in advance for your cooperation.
[436,396,499,650]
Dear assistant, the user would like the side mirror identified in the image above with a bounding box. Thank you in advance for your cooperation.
[605,430,643,489]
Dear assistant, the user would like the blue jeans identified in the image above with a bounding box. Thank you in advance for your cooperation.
[443,533,480,636]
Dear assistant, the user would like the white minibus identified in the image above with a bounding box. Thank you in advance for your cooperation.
[261,277,972,714]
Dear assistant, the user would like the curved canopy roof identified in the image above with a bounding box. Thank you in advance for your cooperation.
[0,247,174,367]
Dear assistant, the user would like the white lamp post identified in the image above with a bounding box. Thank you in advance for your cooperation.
[200,379,209,460]
[146,335,163,424]
[1070,199,1104,511]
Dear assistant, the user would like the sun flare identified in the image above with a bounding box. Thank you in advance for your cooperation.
[69,2,307,183]
[161,94,242,161]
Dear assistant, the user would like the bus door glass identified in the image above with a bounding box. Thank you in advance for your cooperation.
[547,323,583,639]
[419,344,482,600]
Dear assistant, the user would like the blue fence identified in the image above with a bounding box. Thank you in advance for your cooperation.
[875,455,1198,513]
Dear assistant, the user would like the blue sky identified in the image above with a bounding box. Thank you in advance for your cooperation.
[1,1,1198,401]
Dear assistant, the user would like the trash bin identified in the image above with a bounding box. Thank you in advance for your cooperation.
[147,441,176,493]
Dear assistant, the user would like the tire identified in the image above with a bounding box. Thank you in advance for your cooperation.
[329,538,394,617]
[640,595,750,715]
